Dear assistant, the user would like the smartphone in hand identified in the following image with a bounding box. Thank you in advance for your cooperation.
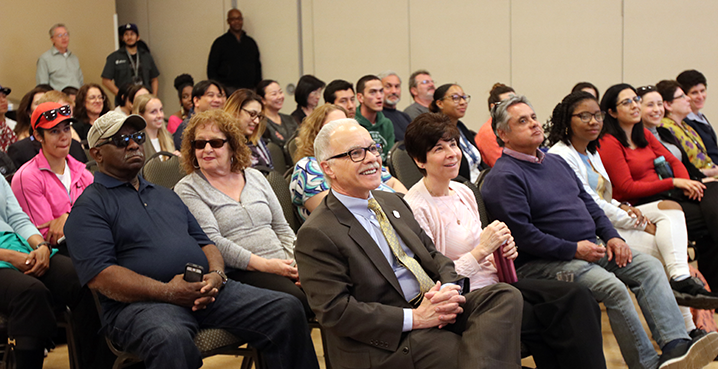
[184,263,204,282]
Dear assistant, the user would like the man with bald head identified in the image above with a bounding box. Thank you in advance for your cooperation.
[295,119,524,369]
[207,8,262,95]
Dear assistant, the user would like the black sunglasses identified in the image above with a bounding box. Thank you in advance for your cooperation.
[35,105,72,126]
[96,131,146,148]
[191,139,228,150]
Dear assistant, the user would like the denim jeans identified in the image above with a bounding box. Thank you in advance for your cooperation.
[106,280,320,369]
[516,251,688,369]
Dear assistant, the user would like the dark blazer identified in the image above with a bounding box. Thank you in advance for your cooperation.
[456,121,481,180]
[295,190,465,368]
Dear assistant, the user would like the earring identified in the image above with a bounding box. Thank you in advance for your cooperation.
[565,127,568,135]
[192,157,200,169]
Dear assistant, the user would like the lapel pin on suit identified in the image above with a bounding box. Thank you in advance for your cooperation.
[392,210,401,218]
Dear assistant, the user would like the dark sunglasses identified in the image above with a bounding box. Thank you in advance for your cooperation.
[96,131,146,148]
[35,105,72,126]
[191,139,228,150]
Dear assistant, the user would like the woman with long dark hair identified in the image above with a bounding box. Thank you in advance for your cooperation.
[598,83,718,291]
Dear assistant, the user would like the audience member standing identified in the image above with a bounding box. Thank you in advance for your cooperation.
[36,24,83,91]
[404,70,435,120]
[0,85,16,152]
[207,9,262,95]
[101,23,160,104]
[379,71,411,142]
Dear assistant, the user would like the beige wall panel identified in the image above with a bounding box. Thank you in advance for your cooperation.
[115,0,225,114]
[624,0,718,127]
[309,0,410,107]
[116,0,149,38]
[237,0,301,115]
[409,1,511,130]
[0,0,116,107]
[511,0,623,122]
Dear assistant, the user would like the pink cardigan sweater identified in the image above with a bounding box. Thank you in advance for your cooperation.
[11,150,93,239]
[405,179,499,290]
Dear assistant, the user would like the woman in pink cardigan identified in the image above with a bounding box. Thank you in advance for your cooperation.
[11,102,93,246]
[402,112,606,369]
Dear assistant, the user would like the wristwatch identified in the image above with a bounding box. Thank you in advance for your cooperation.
[210,270,228,286]
[36,241,51,251]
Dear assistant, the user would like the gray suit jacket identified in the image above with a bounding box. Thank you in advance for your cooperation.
[295,190,465,368]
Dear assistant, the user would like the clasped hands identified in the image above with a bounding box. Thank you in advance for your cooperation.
[166,272,224,311]
[412,281,466,330]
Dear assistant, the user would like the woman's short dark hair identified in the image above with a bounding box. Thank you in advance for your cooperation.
[404,112,460,176]
[74,83,111,124]
[571,82,600,101]
[429,84,456,113]
[677,69,707,92]
[656,80,683,104]
[600,83,647,148]
[256,79,277,99]
[294,75,325,107]
[487,83,515,111]
[547,91,600,153]
[173,74,194,100]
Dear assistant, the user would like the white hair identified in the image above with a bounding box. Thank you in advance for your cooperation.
[314,118,362,162]
[377,70,401,83]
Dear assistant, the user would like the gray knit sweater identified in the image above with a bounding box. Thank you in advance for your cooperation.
[174,168,295,269]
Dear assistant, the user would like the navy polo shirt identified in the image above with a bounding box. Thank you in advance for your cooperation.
[65,172,212,323]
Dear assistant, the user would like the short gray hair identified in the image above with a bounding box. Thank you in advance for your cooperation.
[314,119,362,162]
[491,95,534,147]
[378,70,401,83]
[49,23,67,37]
[408,69,431,96]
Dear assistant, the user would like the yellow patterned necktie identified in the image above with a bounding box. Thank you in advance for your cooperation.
[367,198,435,293]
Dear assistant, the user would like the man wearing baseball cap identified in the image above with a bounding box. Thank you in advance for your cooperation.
[65,111,319,369]
[0,84,17,152]
[101,23,160,105]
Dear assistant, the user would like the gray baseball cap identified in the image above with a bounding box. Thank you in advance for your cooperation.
[87,111,146,148]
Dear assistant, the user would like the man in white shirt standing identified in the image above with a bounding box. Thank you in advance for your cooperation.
[36,24,83,91]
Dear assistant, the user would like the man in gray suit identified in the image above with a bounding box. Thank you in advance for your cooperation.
[295,119,523,369]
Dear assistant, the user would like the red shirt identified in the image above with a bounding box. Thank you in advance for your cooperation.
[598,128,689,203]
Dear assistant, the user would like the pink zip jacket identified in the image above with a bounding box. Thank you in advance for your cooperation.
[11,149,93,239]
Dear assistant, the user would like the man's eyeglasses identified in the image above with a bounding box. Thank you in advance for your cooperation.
[242,108,265,121]
[35,105,72,126]
[572,112,605,123]
[328,143,383,162]
[443,94,471,104]
[96,131,146,148]
[617,96,641,107]
[192,138,228,150]
[418,79,434,85]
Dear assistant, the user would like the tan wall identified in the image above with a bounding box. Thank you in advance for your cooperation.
[6,1,718,131]
[0,0,116,108]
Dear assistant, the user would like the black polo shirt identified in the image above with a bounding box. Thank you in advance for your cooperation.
[65,172,211,323]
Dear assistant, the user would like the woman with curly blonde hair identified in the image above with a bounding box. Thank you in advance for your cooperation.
[175,109,312,316]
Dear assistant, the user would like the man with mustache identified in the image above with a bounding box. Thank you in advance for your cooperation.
[295,119,524,369]
[64,111,319,369]
[482,95,718,369]
[404,70,436,121]
[355,75,395,163]
[379,71,411,142]
[101,23,160,106]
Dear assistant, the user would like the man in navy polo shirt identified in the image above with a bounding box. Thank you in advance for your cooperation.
[64,111,318,369]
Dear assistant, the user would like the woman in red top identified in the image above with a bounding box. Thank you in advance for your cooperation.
[598,83,718,290]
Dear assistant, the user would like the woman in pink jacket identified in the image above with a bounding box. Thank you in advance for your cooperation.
[11,102,94,246]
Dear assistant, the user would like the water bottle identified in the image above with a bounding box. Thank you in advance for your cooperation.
[654,156,674,179]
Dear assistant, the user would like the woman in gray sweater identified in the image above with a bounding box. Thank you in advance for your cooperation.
[174,108,311,316]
